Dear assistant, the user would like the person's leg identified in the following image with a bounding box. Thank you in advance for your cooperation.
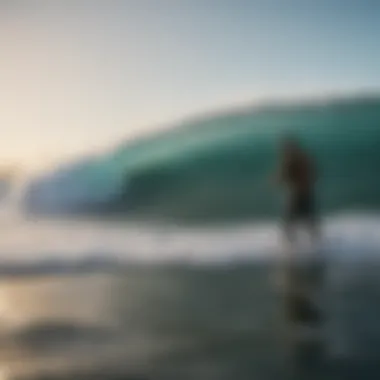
[283,193,298,249]
[296,191,319,248]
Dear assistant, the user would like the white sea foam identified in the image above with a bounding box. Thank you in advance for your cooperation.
[0,208,379,265]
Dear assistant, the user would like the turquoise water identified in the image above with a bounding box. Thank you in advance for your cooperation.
[2,96,380,380]
[24,96,380,224]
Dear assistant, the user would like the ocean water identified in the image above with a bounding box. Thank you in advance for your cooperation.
[23,96,380,222]
[1,215,380,380]
[1,96,380,379]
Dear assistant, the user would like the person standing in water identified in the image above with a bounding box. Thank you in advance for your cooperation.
[274,136,319,246]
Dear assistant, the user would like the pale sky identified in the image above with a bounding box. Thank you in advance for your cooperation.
[0,0,379,172]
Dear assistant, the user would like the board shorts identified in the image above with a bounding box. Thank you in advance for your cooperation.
[284,191,316,224]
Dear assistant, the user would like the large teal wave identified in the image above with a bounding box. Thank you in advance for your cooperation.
[24,96,380,224]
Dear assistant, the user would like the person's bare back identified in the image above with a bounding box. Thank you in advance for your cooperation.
[276,137,319,244]
[283,150,315,194]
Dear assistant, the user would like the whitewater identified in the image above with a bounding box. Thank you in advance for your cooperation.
[1,182,380,265]
[1,97,380,379]
[3,96,378,266]
[1,195,380,380]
